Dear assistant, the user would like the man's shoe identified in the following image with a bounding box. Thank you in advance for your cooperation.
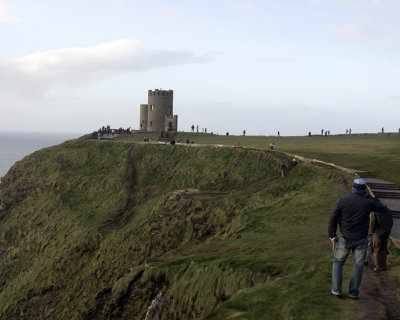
[349,294,359,300]
[330,291,342,298]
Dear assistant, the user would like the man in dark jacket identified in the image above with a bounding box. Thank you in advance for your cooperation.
[328,178,385,299]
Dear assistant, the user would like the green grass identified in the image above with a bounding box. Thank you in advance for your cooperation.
[0,134,398,319]
[119,132,400,184]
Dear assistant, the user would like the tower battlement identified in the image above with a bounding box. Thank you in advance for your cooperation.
[148,89,173,97]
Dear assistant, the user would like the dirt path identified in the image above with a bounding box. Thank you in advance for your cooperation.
[358,267,400,320]
[98,145,137,231]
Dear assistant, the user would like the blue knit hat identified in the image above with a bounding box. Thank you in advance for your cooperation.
[352,179,367,192]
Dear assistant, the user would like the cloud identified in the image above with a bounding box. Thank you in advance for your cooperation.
[225,0,258,11]
[102,0,127,4]
[253,58,296,63]
[341,0,400,9]
[0,39,211,96]
[232,3,256,11]
[330,23,385,37]
[377,39,400,50]
[0,2,20,23]
[310,0,400,9]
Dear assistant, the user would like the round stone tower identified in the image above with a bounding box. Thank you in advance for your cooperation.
[147,89,173,132]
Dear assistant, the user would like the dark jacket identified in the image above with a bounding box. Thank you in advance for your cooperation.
[371,210,393,237]
[328,193,385,240]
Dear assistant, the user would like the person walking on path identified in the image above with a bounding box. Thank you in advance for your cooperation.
[328,178,385,299]
[280,162,287,177]
[371,209,393,271]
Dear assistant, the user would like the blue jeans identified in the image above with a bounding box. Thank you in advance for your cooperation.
[332,236,368,297]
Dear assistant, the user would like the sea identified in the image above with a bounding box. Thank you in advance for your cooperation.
[0,132,82,180]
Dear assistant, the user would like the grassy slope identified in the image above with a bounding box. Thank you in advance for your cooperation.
[172,133,400,186]
[119,132,400,187]
[0,136,397,319]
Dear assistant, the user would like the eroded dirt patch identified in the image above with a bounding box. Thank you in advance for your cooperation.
[167,188,202,200]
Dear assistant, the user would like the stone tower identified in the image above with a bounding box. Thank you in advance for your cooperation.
[139,89,178,132]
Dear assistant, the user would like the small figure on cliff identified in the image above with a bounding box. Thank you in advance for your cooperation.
[280,162,287,177]
[243,129,246,136]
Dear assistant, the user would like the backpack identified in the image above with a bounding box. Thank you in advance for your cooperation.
[376,209,393,237]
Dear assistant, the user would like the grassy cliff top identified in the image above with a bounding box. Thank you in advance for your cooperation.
[118,132,400,185]
[0,137,398,319]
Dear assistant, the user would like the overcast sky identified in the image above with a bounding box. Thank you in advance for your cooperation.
[1,0,399,136]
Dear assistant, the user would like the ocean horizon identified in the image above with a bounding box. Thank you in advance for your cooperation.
[0,131,82,179]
